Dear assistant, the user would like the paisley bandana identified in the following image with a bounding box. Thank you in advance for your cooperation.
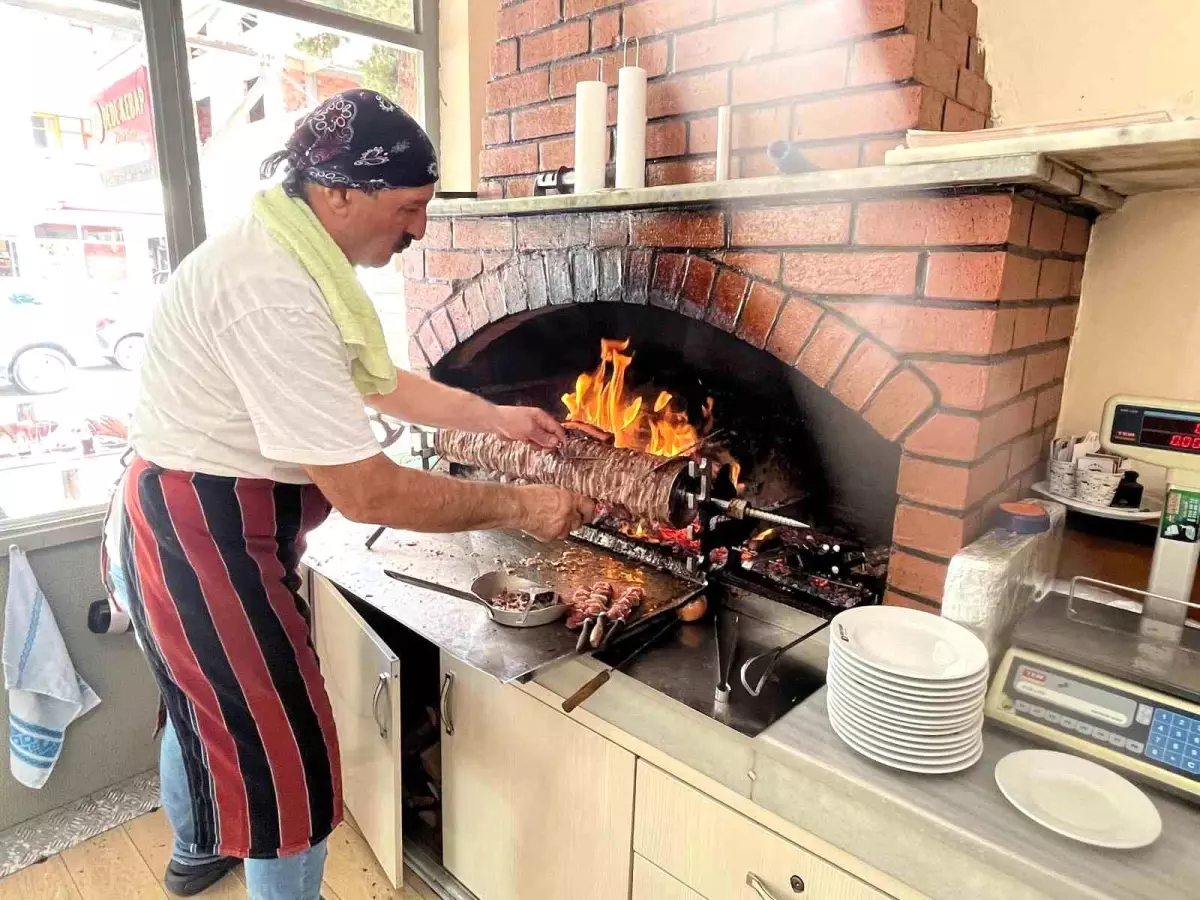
[260,89,438,197]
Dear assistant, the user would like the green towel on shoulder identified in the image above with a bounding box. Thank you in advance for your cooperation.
[252,185,397,397]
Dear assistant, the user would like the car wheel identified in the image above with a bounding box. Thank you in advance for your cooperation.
[11,347,73,394]
[113,334,145,371]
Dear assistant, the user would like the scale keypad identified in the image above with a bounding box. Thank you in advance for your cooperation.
[1148,709,1200,774]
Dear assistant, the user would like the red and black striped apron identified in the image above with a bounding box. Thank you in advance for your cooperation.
[113,457,342,859]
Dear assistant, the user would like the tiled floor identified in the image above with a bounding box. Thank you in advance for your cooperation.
[0,807,436,900]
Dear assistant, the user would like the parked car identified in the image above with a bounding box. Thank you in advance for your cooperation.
[1,280,149,393]
[94,304,151,372]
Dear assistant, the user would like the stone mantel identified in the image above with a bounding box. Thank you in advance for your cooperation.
[428,155,1120,220]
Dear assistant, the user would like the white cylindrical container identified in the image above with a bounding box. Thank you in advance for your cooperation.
[716,104,732,182]
[615,44,647,190]
[574,62,608,194]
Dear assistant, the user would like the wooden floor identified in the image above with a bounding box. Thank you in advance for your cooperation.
[0,808,436,900]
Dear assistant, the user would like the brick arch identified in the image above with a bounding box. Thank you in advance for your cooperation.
[401,195,1089,609]
[410,246,939,451]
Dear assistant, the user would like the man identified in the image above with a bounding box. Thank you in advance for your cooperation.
[107,90,592,899]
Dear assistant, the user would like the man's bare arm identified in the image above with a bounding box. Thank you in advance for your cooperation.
[304,453,593,541]
[365,369,565,448]
[365,369,497,431]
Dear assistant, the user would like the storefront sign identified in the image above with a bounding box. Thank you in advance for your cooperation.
[92,67,158,188]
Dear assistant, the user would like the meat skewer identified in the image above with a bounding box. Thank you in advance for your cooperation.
[434,429,690,525]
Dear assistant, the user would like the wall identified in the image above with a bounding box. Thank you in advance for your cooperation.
[439,0,501,190]
[978,0,1200,494]
[479,0,993,198]
[0,541,159,831]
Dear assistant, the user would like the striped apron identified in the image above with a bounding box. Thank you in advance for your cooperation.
[110,457,342,859]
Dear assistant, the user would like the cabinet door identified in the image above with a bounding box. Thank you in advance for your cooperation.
[310,572,402,888]
[440,653,635,900]
[634,855,708,900]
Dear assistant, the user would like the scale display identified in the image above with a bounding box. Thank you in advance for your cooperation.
[1110,404,1200,456]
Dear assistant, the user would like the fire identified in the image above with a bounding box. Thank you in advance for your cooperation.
[562,338,711,457]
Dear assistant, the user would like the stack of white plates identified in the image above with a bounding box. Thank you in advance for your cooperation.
[826,606,990,774]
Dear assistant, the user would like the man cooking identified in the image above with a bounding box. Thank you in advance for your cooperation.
[106,89,594,899]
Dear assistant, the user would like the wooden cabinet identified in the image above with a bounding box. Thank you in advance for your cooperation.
[635,762,889,900]
[310,573,403,889]
[634,855,707,900]
[439,653,636,900]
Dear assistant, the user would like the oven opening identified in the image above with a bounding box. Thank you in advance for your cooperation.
[432,303,900,614]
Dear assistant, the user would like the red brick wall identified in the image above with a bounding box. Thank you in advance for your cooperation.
[402,189,1089,608]
[480,0,992,198]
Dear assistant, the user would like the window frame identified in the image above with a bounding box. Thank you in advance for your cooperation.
[1,0,440,553]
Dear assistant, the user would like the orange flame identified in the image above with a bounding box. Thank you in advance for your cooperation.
[562,338,710,458]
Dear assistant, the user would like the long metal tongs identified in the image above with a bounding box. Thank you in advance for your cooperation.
[739,621,830,697]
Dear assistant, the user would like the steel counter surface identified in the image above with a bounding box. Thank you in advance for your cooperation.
[303,515,695,684]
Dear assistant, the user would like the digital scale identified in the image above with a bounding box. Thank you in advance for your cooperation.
[987,395,1200,802]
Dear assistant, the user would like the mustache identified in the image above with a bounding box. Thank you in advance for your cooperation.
[394,233,415,253]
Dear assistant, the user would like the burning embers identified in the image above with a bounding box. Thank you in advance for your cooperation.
[562,338,712,458]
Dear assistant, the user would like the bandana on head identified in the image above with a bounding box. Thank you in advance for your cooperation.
[260,89,439,196]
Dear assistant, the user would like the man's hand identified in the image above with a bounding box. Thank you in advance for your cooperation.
[515,485,596,541]
[491,405,566,449]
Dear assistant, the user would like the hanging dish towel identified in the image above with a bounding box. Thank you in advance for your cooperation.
[252,184,398,397]
[3,546,101,788]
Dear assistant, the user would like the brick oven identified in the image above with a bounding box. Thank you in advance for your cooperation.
[397,0,1093,609]
[402,174,1090,608]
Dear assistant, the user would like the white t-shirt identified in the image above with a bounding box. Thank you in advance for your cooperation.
[130,214,381,484]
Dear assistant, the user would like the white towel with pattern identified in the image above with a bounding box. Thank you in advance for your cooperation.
[3,546,101,788]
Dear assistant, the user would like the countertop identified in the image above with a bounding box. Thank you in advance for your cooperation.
[758,689,1198,900]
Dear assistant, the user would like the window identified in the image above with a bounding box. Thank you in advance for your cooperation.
[303,0,415,30]
[0,0,438,533]
[31,114,55,149]
[245,76,266,122]
[0,239,19,278]
[190,1,433,232]
[0,0,163,525]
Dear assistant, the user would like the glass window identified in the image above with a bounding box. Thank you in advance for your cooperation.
[0,239,19,277]
[188,0,425,233]
[0,0,163,523]
[302,0,415,31]
[30,114,55,149]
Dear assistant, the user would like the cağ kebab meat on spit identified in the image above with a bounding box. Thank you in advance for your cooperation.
[434,429,690,526]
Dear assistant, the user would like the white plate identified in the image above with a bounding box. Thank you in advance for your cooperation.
[828,694,981,749]
[828,693,984,734]
[827,667,987,721]
[830,644,990,695]
[829,656,988,710]
[828,705,981,759]
[994,750,1163,849]
[829,691,985,734]
[831,606,989,680]
[830,714,984,774]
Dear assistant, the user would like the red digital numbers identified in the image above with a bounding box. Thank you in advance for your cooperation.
[1170,434,1198,449]
[1194,422,1200,436]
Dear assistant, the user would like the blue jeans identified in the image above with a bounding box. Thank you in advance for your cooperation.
[160,720,327,899]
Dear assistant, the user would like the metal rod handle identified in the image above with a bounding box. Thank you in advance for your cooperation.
[372,673,390,740]
[440,672,455,737]
[1067,575,1200,614]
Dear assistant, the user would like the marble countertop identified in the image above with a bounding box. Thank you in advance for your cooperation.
[758,688,1198,900]
[428,153,1111,218]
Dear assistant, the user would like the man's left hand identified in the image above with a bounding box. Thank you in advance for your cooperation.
[491,406,566,449]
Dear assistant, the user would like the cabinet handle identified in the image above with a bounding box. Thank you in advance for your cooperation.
[372,673,391,740]
[747,873,804,898]
[440,672,455,736]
